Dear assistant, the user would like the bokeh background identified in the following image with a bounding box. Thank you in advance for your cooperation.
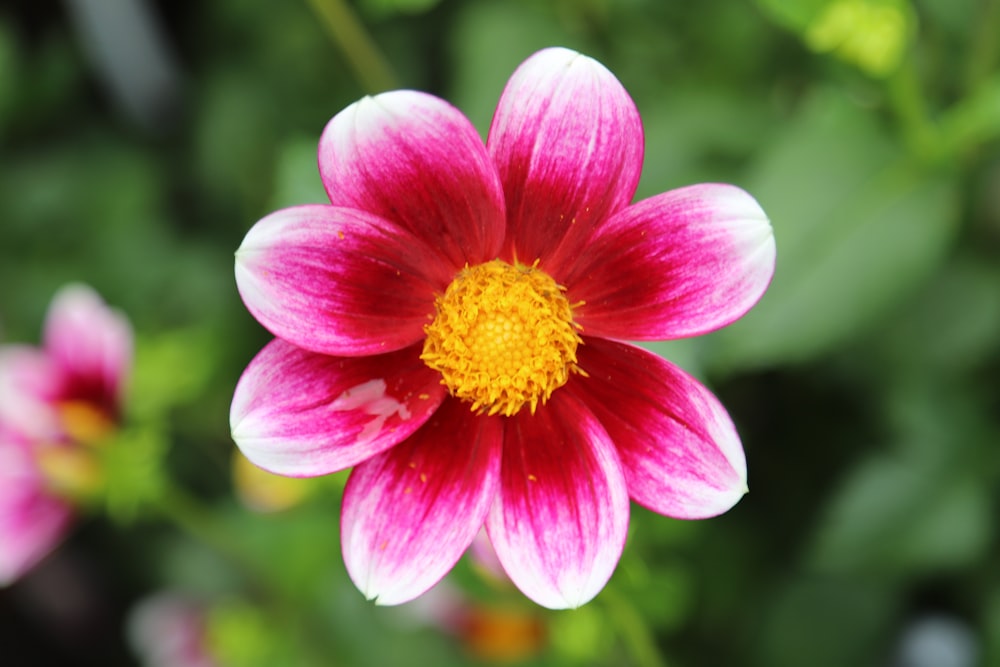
[2,0,999,665]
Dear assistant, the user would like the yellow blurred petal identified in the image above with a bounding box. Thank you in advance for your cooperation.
[460,606,546,662]
[232,453,310,513]
[36,445,103,502]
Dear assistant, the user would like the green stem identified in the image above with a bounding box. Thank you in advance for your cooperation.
[152,485,331,667]
[602,585,669,667]
[885,54,938,162]
[306,0,398,93]
[963,0,1000,92]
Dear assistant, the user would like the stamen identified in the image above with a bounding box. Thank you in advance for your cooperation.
[421,260,582,416]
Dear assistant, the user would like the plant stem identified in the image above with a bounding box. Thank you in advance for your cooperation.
[963,0,1000,92]
[602,584,670,667]
[153,484,331,667]
[306,0,398,93]
[156,487,262,585]
[885,54,938,163]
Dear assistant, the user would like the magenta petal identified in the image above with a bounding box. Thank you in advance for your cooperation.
[230,339,447,477]
[487,47,643,274]
[236,204,447,356]
[0,439,74,585]
[42,284,133,415]
[318,90,505,269]
[571,338,747,518]
[567,183,775,340]
[341,398,502,605]
[0,347,62,443]
[486,391,629,609]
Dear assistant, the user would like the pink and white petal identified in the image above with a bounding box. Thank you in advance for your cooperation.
[340,398,502,605]
[0,441,74,585]
[231,339,446,477]
[571,337,747,518]
[0,346,63,443]
[43,284,133,414]
[566,183,775,341]
[486,391,629,609]
[487,47,643,274]
[236,204,445,357]
[318,90,505,270]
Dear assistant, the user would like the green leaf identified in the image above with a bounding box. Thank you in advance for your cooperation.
[868,256,1000,377]
[755,577,898,667]
[808,454,992,576]
[807,386,994,577]
[707,88,959,371]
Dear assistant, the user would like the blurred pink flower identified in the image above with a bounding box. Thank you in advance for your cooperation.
[400,580,547,662]
[231,47,775,608]
[0,284,132,584]
[128,593,219,667]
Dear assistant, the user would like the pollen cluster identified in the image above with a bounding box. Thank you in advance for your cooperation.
[421,259,582,417]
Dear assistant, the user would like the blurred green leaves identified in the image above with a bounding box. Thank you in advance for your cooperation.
[756,0,914,76]
[2,0,999,666]
[130,328,220,420]
[808,381,996,577]
[709,87,959,371]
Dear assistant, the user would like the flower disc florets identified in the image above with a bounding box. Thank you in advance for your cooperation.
[421,259,582,417]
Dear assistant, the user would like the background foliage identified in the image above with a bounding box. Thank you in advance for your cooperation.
[1,0,999,665]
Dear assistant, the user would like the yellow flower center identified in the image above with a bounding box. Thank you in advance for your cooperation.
[59,400,116,446]
[421,259,583,417]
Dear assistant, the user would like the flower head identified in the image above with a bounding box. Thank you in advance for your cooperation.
[0,284,132,584]
[232,47,775,609]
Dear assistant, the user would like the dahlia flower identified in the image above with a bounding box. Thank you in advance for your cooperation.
[0,284,132,584]
[231,47,775,609]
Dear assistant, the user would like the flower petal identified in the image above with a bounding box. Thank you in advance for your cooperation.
[486,391,629,609]
[0,346,62,443]
[0,438,74,585]
[572,337,747,518]
[341,398,502,605]
[566,183,775,340]
[230,339,446,477]
[235,204,446,356]
[487,47,643,274]
[42,284,133,415]
[318,90,505,269]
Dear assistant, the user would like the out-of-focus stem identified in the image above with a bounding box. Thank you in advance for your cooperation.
[306,0,398,93]
[602,585,670,667]
[886,54,938,162]
[153,484,331,667]
[963,0,1000,92]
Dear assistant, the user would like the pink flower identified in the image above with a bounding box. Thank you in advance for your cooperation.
[128,593,220,667]
[0,284,132,585]
[231,47,775,609]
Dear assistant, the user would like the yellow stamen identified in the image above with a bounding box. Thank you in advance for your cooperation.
[421,259,582,417]
[59,400,116,447]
